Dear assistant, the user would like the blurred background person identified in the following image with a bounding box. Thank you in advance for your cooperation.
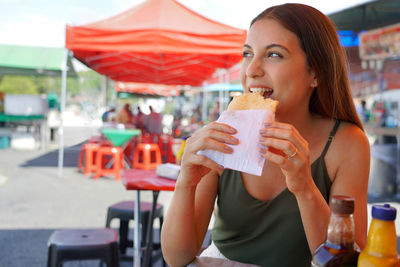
[117,103,133,124]
[132,106,145,131]
[101,106,116,122]
[209,102,220,121]
[144,105,163,135]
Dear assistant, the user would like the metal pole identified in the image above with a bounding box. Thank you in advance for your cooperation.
[218,69,224,115]
[224,69,229,106]
[134,191,141,267]
[57,49,68,177]
[202,83,208,122]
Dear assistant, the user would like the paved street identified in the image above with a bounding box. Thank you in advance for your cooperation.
[0,126,173,266]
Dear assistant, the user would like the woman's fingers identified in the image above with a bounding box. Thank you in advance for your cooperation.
[188,122,239,152]
[260,122,308,155]
[258,122,310,169]
[261,122,302,143]
[187,134,236,156]
[204,121,237,135]
[185,154,224,172]
[259,136,298,158]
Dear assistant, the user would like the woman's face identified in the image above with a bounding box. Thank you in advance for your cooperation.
[240,18,316,117]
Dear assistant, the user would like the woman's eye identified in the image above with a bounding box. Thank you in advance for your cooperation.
[242,51,252,58]
[267,52,282,58]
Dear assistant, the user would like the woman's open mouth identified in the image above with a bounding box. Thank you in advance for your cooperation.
[249,88,273,99]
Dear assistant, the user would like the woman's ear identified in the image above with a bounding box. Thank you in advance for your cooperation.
[310,70,318,88]
[311,78,318,88]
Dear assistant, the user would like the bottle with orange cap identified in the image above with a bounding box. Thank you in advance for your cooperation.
[358,203,399,267]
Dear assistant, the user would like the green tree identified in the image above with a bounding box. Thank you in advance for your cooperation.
[0,76,38,94]
[32,76,81,97]
[78,70,104,95]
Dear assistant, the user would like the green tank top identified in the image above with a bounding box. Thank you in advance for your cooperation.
[212,120,341,267]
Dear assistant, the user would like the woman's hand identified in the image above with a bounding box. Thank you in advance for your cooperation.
[258,122,313,195]
[179,121,239,187]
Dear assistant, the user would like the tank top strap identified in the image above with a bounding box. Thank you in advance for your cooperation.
[320,119,341,157]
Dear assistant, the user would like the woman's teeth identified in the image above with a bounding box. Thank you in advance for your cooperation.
[249,88,273,98]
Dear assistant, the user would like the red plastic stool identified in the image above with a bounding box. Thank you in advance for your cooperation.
[78,143,100,176]
[141,132,156,143]
[158,135,176,163]
[95,146,124,180]
[133,143,162,170]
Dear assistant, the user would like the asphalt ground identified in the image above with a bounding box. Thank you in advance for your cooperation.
[0,126,174,267]
[1,125,400,266]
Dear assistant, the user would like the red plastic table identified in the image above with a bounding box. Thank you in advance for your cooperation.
[122,169,176,267]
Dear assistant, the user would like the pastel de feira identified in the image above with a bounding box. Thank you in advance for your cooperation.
[199,93,278,176]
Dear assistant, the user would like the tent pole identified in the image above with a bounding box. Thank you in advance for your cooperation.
[58,49,69,177]
[224,69,229,105]
[202,83,208,122]
[218,69,224,115]
[102,76,108,108]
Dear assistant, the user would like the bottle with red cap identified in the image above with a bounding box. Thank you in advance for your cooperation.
[358,203,399,267]
[311,195,359,267]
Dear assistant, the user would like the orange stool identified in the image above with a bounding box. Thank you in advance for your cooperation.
[78,143,100,176]
[133,143,162,170]
[94,146,124,180]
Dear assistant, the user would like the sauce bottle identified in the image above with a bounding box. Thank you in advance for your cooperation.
[311,195,359,267]
[358,203,399,267]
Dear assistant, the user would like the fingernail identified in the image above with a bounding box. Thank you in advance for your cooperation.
[218,164,224,171]
[229,128,237,134]
[231,137,239,144]
[224,146,233,152]
[259,130,266,134]
[259,137,266,142]
[264,123,271,127]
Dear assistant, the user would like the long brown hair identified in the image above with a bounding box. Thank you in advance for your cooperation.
[251,3,363,130]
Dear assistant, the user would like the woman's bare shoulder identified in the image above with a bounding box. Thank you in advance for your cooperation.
[326,121,370,181]
[334,121,369,150]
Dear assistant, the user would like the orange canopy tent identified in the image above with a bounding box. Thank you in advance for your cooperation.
[65,0,247,86]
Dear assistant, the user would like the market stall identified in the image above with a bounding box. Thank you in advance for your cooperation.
[0,44,76,150]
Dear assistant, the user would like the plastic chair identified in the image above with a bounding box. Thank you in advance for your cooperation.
[78,143,100,176]
[94,146,124,180]
[141,132,156,143]
[132,143,162,170]
[46,228,120,267]
[123,137,138,165]
[105,201,164,258]
[158,135,176,163]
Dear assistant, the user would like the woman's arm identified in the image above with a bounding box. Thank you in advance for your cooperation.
[296,124,369,251]
[161,171,218,267]
[326,124,370,249]
[161,122,239,267]
[259,121,369,252]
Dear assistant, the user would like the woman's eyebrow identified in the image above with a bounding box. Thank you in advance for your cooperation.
[266,43,289,52]
[243,43,289,53]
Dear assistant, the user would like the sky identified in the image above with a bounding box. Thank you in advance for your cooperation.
[0,0,371,71]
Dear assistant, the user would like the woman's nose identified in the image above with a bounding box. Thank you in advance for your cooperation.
[246,57,264,78]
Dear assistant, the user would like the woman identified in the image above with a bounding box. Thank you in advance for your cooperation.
[161,4,370,267]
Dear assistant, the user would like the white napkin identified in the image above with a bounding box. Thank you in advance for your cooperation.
[156,163,180,180]
[198,109,274,176]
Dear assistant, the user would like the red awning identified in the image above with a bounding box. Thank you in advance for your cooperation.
[66,0,246,86]
[115,81,180,96]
